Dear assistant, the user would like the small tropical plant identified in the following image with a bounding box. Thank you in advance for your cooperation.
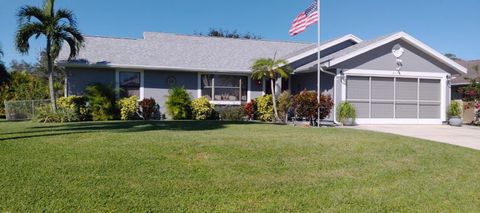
[256,95,274,122]
[166,87,192,120]
[291,90,334,125]
[251,56,292,122]
[337,101,356,123]
[85,84,116,121]
[448,101,463,118]
[35,104,77,123]
[244,100,257,120]
[139,98,156,120]
[56,95,90,121]
[191,96,215,120]
[118,96,138,120]
[218,106,244,121]
[278,91,291,122]
[15,0,84,111]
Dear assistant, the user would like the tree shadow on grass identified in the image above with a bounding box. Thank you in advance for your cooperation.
[0,120,272,141]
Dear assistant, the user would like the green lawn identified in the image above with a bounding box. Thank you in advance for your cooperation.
[1,120,479,212]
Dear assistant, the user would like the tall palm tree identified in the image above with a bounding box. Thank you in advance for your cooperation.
[251,57,292,122]
[15,0,84,111]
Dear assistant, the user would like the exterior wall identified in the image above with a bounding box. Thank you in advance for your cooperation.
[332,40,458,74]
[451,85,463,100]
[290,71,335,120]
[143,70,198,115]
[250,78,263,100]
[290,40,358,70]
[66,67,116,95]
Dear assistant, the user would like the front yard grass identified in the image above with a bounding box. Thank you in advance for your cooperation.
[0,120,479,211]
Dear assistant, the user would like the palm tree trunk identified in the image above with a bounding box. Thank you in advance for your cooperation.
[271,78,280,122]
[46,38,56,112]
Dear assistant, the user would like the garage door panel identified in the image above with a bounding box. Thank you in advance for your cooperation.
[419,103,440,119]
[396,103,418,118]
[350,101,369,118]
[371,102,394,118]
[347,76,369,100]
[396,78,418,101]
[371,77,394,100]
[419,79,441,101]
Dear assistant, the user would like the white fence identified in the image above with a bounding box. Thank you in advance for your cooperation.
[4,100,51,121]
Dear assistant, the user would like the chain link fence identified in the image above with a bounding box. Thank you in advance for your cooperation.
[4,100,51,121]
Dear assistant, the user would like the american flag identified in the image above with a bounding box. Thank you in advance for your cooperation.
[289,1,319,36]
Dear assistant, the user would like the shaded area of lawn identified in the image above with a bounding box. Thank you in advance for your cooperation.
[0,121,479,211]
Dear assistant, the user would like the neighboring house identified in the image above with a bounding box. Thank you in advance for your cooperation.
[451,60,480,100]
[57,31,467,124]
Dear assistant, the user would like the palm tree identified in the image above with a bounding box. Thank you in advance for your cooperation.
[251,57,292,122]
[15,0,84,111]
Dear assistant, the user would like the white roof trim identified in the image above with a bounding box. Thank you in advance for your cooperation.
[285,34,362,64]
[327,32,467,74]
[57,62,252,74]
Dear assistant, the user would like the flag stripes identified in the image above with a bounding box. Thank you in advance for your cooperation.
[289,1,319,36]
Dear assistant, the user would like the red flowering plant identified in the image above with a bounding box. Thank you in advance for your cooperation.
[244,99,257,120]
[291,90,334,125]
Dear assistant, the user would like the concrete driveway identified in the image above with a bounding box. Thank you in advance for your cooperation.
[350,125,480,150]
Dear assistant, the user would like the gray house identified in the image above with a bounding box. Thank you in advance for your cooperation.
[57,31,467,124]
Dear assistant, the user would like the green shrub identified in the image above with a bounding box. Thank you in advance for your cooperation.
[118,96,138,120]
[35,105,77,123]
[278,91,291,122]
[166,87,192,120]
[139,98,157,120]
[191,96,215,120]
[217,106,244,121]
[85,84,116,121]
[448,101,463,118]
[337,101,356,122]
[256,95,274,121]
[57,96,91,121]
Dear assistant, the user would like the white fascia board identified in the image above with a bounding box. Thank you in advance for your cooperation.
[57,62,252,74]
[343,69,448,78]
[328,32,468,74]
[285,34,363,64]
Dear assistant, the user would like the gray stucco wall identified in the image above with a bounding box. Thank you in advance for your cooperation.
[333,40,457,74]
[144,70,198,115]
[290,71,335,120]
[250,78,263,100]
[66,67,116,95]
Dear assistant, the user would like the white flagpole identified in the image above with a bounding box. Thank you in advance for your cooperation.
[317,0,321,127]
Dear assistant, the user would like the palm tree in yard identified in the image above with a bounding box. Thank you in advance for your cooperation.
[251,56,292,122]
[15,0,84,111]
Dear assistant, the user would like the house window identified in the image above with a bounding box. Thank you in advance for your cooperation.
[119,71,141,98]
[201,74,248,103]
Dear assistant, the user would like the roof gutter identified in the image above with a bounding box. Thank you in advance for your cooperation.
[56,62,252,74]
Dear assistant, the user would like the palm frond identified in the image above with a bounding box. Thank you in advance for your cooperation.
[54,9,77,27]
[17,6,47,24]
[43,0,55,17]
[15,22,46,54]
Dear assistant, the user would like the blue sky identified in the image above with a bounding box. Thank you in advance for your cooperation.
[0,0,479,66]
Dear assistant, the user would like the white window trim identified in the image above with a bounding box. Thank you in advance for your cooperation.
[197,73,251,105]
[340,70,447,124]
[115,69,144,100]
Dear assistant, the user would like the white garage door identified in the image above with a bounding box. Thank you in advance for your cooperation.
[346,76,442,124]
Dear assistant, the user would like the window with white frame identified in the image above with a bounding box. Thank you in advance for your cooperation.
[119,71,141,98]
[201,74,248,103]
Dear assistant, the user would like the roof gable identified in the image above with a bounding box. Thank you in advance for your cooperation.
[323,32,467,74]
